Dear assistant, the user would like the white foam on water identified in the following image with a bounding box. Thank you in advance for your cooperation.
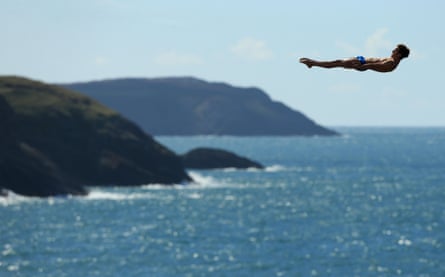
[264,165,287,172]
[218,165,288,173]
[78,172,231,202]
[188,171,222,188]
[84,190,156,201]
[1,170,260,204]
[264,165,314,173]
[0,190,37,206]
[2,170,265,204]
[140,184,175,190]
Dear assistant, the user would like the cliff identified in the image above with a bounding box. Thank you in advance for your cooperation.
[0,93,87,196]
[63,77,338,136]
[0,76,190,197]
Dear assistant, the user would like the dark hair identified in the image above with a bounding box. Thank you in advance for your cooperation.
[397,44,410,59]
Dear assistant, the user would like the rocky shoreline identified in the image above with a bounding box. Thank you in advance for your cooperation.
[0,77,265,198]
[0,77,189,197]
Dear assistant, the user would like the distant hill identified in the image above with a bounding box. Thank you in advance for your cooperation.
[62,77,338,136]
[0,76,190,197]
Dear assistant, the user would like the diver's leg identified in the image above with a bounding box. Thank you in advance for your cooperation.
[300,58,359,69]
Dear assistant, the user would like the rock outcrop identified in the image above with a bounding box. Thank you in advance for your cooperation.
[0,94,87,196]
[0,76,191,197]
[182,147,264,169]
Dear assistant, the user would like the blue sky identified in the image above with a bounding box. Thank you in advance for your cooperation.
[1,0,444,126]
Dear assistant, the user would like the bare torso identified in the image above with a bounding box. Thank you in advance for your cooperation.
[362,56,399,72]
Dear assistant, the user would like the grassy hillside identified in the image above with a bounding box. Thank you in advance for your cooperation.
[0,76,190,196]
[0,76,116,118]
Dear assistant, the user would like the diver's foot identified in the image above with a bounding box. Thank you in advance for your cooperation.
[299,58,313,68]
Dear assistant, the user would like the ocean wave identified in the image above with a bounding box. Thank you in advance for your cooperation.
[1,168,287,205]
[84,190,156,201]
[0,190,39,206]
[151,171,267,191]
[264,165,287,172]
[188,171,222,187]
[78,172,230,201]
[194,164,310,173]
[264,165,314,173]
[142,172,227,190]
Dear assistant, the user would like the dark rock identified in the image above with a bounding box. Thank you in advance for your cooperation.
[0,142,88,197]
[62,77,339,136]
[0,94,87,197]
[0,76,191,197]
[182,147,264,169]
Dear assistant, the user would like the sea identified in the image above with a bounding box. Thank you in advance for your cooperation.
[1,127,445,277]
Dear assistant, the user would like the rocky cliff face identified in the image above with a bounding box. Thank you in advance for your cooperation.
[0,94,87,196]
[63,77,338,136]
[0,77,191,197]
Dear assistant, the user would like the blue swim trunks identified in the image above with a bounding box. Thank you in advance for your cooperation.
[356,56,366,64]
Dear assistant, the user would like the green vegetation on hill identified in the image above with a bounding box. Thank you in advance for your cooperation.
[1,76,116,118]
[0,76,190,197]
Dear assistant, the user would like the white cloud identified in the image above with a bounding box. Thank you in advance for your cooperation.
[230,37,273,61]
[336,28,393,57]
[154,51,203,66]
[94,56,109,65]
[364,28,392,56]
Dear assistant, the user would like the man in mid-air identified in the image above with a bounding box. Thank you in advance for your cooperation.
[300,44,410,72]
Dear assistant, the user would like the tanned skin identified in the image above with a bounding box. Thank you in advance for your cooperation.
[299,44,410,73]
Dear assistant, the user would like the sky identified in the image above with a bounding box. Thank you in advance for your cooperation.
[1,0,444,126]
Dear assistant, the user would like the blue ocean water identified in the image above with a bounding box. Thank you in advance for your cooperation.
[1,128,445,276]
